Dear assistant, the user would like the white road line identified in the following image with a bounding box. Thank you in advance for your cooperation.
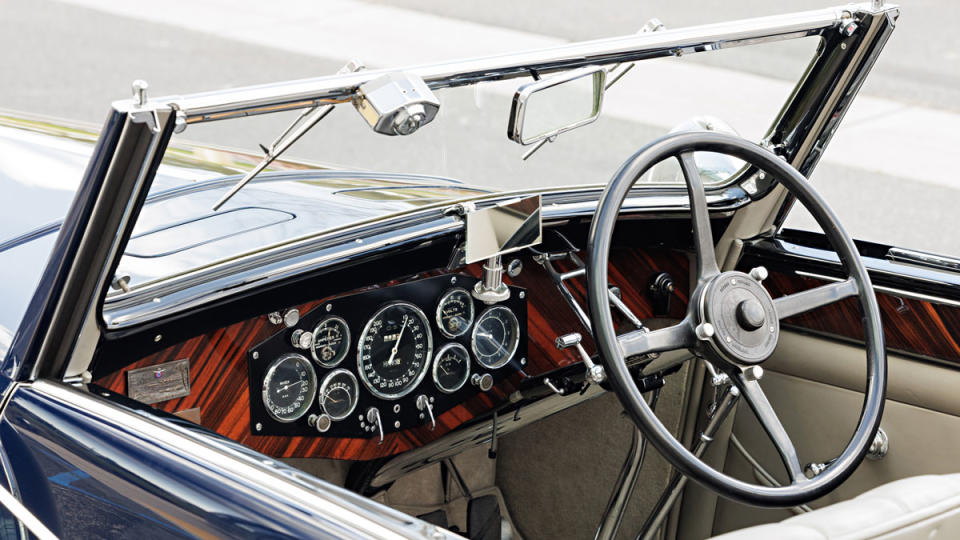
[58,0,960,189]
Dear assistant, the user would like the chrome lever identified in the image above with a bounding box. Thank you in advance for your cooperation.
[366,407,384,445]
[556,332,605,384]
[416,395,436,431]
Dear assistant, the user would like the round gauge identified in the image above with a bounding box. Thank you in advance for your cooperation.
[433,343,471,393]
[262,353,317,423]
[472,306,520,369]
[357,301,433,400]
[318,368,359,421]
[311,316,351,367]
[436,288,475,338]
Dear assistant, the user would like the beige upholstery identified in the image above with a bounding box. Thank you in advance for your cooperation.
[711,474,960,539]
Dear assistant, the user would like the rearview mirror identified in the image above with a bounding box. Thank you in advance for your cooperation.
[464,195,542,264]
[508,66,606,145]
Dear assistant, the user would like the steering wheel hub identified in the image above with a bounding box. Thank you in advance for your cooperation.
[701,271,779,365]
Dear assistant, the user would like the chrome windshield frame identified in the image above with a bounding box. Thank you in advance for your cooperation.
[4,2,899,386]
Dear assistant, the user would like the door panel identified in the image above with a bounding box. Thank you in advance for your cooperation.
[701,232,960,536]
[713,334,960,534]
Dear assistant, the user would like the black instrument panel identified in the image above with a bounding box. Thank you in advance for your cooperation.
[247,274,528,437]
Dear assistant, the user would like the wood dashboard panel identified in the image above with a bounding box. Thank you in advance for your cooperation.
[94,248,690,460]
[763,270,960,365]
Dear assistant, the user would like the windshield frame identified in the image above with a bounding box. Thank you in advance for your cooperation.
[3,2,900,383]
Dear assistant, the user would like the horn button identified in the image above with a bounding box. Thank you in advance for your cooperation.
[701,271,779,365]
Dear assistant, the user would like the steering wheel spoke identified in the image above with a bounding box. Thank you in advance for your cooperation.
[617,322,694,358]
[732,372,807,484]
[774,278,858,320]
[678,152,720,281]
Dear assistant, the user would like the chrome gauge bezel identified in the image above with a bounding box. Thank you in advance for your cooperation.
[357,301,434,400]
[310,315,351,368]
[432,342,471,394]
[436,287,475,339]
[471,305,520,369]
[261,353,317,423]
[318,368,359,421]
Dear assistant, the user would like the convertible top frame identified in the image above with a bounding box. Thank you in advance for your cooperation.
[4,2,899,387]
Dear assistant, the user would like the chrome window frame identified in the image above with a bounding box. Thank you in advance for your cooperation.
[6,2,900,383]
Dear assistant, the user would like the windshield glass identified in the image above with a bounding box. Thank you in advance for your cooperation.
[179,44,818,192]
[112,37,818,292]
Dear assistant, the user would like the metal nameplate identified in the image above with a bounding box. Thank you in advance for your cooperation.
[127,358,191,404]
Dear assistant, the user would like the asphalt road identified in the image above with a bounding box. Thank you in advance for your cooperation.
[2,0,959,255]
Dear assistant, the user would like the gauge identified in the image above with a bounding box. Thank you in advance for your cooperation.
[433,343,471,393]
[357,301,433,399]
[436,287,475,338]
[262,353,317,423]
[318,368,359,421]
[472,306,520,369]
[311,316,351,367]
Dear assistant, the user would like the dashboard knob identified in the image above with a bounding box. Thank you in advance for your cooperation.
[472,373,494,392]
[290,329,313,350]
[309,413,332,433]
[749,266,768,282]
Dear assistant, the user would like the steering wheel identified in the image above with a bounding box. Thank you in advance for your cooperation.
[586,131,886,507]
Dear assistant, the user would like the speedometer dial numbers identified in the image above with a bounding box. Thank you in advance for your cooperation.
[433,343,471,393]
[472,306,520,369]
[319,369,359,421]
[311,316,350,367]
[358,302,433,400]
[262,354,317,423]
[436,288,474,338]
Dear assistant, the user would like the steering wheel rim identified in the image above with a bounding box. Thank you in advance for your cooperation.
[586,131,886,507]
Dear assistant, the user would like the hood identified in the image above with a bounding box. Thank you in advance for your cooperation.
[0,112,486,353]
[0,113,485,249]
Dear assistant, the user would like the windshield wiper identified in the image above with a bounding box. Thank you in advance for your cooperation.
[212,60,365,211]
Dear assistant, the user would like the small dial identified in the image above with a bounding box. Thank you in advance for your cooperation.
[358,301,433,400]
[319,369,359,421]
[311,316,350,367]
[433,343,471,394]
[436,287,475,338]
[472,306,520,369]
[262,353,317,423]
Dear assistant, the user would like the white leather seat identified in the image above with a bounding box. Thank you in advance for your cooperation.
[711,474,960,539]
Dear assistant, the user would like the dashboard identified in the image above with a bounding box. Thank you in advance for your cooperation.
[248,274,527,440]
[91,245,690,461]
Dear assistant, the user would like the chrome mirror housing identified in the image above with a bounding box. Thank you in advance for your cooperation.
[507,66,606,146]
[464,195,542,264]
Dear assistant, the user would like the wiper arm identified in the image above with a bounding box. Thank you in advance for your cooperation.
[212,60,365,211]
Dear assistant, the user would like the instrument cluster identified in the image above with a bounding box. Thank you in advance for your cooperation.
[247,274,527,439]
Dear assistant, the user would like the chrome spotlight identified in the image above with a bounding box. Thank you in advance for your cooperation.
[353,72,440,136]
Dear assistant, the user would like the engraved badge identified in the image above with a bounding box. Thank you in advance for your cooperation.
[127,358,191,404]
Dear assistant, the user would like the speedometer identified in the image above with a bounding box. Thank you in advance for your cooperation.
[357,301,433,399]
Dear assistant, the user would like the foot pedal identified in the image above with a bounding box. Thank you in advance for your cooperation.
[467,495,501,540]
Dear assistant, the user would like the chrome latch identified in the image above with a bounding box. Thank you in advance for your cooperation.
[806,427,888,477]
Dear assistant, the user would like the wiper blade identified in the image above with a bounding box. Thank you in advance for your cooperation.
[212,60,365,211]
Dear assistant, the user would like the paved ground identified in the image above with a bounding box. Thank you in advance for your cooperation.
[1,0,958,255]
